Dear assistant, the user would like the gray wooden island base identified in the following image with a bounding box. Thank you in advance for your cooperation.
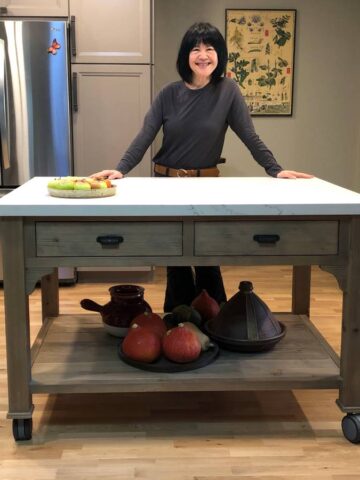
[1,177,360,442]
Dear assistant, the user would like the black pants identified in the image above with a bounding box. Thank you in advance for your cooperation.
[163,266,227,312]
[153,169,227,311]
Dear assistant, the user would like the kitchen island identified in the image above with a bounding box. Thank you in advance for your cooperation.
[1,176,360,442]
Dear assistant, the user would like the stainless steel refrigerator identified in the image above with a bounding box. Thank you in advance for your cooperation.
[0,19,75,282]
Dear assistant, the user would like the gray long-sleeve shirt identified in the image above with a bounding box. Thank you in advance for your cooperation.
[117,77,282,177]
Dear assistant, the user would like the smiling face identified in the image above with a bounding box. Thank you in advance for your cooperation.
[188,42,218,86]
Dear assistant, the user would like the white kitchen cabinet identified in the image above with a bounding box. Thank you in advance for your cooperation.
[72,63,152,178]
[70,0,152,64]
[0,0,68,16]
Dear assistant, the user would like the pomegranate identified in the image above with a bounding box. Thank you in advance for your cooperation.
[122,324,161,363]
[191,289,220,321]
[162,324,201,363]
[130,312,167,339]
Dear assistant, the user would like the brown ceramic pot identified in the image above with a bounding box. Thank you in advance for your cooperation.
[80,284,152,328]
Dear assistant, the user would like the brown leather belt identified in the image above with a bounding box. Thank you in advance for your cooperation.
[154,164,219,177]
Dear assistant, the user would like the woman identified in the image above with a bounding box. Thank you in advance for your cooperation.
[92,22,312,311]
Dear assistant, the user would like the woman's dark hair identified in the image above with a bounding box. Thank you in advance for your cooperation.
[176,22,228,84]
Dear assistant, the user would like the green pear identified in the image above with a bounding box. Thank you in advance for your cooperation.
[98,180,108,189]
[48,179,61,189]
[74,180,91,190]
[58,179,75,190]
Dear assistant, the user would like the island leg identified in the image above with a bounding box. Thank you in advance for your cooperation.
[2,218,33,440]
[338,217,360,443]
[292,265,311,315]
[41,268,59,322]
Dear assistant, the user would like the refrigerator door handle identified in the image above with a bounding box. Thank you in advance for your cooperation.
[70,16,77,57]
[72,72,78,112]
[0,38,10,174]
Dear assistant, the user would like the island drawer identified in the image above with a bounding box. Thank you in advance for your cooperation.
[194,221,339,256]
[36,222,183,257]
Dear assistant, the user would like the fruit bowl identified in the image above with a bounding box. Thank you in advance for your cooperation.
[48,186,116,198]
[47,176,116,198]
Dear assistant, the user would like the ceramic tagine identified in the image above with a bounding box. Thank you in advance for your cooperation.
[204,281,286,352]
[80,284,152,337]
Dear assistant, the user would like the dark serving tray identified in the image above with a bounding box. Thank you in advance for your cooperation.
[118,341,219,372]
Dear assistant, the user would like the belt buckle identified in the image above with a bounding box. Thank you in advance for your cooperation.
[177,168,188,177]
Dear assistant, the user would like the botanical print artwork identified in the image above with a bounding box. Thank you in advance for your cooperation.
[226,9,296,116]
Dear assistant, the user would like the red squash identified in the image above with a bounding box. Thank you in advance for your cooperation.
[191,289,220,321]
[130,312,167,338]
[162,324,201,363]
[122,324,162,363]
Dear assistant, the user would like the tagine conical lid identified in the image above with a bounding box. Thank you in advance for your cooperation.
[206,281,282,343]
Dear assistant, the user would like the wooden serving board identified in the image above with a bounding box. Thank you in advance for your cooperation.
[48,186,116,198]
[118,341,219,373]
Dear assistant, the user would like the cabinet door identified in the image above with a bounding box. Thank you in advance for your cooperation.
[72,64,152,178]
[0,0,68,16]
[70,0,151,64]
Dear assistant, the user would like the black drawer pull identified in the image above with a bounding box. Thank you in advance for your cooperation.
[96,235,124,247]
[253,234,280,244]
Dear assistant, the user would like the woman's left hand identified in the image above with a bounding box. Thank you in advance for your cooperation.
[277,170,314,179]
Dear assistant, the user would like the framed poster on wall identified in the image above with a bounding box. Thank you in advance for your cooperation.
[225,9,296,116]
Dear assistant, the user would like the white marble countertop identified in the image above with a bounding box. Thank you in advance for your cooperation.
[1,176,360,217]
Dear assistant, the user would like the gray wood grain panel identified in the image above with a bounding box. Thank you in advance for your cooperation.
[195,221,339,256]
[2,219,33,416]
[36,221,183,257]
[30,314,340,394]
[339,217,360,410]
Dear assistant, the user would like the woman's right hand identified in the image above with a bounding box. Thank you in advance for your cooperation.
[90,169,124,180]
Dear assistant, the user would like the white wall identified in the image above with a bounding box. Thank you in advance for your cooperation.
[154,0,360,191]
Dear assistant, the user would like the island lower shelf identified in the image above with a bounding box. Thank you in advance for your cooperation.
[30,314,341,394]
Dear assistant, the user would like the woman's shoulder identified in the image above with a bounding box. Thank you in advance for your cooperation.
[159,80,184,94]
[211,77,243,102]
[216,76,240,92]
[152,81,183,103]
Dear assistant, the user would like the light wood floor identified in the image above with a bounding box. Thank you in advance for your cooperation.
[1,266,359,480]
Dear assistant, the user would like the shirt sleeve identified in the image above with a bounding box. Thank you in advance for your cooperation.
[116,90,164,174]
[227,81,283,177]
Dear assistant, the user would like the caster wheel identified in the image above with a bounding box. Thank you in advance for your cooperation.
[12,418,32,441]
[341,414,360,444]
